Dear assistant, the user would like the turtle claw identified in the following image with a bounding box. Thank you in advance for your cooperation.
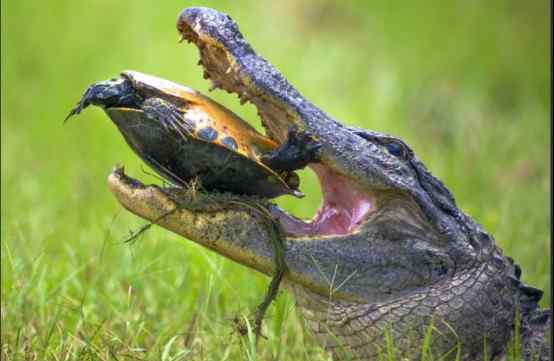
[261,126,322,173]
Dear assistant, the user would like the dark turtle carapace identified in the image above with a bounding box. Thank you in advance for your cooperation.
[66,71,320,198]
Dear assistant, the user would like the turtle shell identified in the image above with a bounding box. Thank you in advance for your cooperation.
[85,71,301,198]
[124,71,278,161]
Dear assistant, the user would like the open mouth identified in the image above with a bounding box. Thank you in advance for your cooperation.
[172,11,377,238]
[270,165,375,237]
[69,8,378,243]
[93,76,377,239]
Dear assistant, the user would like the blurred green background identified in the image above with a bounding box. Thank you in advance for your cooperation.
[2,1,550,360]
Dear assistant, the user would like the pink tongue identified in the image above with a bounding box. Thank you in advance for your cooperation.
[310,164,374,235]
[274,165,375,237]
[313,205,350,234]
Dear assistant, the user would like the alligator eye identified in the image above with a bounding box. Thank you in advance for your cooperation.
[385,142,403,157]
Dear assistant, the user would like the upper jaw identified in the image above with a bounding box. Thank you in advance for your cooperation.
[175,7,389,193]
[176,7,333,144]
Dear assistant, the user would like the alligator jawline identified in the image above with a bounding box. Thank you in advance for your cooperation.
[125,162,376,239]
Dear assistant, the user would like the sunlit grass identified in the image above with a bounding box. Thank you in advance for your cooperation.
[2,0,549,359]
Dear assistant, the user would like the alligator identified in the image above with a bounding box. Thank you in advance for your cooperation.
[105,7,550,360]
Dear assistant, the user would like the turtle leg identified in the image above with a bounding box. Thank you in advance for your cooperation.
[260,127,321,172]
[141,98,197,140]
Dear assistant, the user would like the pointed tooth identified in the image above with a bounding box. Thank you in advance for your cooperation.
[225,66,232,74]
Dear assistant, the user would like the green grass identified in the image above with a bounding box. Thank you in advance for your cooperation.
[2,0,550,360]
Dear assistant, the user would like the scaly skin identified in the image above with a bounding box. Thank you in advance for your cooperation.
[105,7,549,361]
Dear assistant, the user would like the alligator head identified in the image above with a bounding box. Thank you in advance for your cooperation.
[107,7,550,360]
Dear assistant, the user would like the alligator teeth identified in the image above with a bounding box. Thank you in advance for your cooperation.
[225,66,232,74]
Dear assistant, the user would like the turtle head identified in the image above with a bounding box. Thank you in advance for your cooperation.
[64,76,141,121]
[66,72,195,186]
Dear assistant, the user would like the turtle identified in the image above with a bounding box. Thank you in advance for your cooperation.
[66,70,321,198]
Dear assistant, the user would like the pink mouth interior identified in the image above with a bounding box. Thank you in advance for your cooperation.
[273,164,375,237]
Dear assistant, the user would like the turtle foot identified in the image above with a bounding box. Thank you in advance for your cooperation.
[260,127,321,173]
